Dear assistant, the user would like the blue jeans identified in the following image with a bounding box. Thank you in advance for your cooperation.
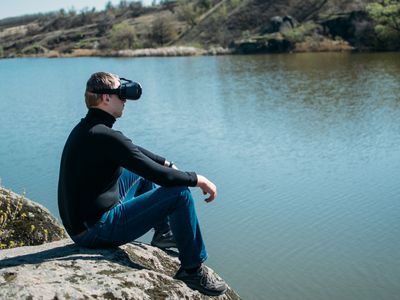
[71,168,208,268]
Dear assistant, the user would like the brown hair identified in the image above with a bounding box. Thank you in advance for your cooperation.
[84,72,119,108]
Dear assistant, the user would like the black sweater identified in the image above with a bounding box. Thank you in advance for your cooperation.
[58,108,197,236]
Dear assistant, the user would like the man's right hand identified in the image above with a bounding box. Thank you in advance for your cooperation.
[196,175,217,203]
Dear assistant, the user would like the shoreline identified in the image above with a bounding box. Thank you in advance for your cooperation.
[1,46,233,59]
[1,44,398,60]
[0,48,367,60]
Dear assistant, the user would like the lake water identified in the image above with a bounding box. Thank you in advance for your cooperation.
[0,53,399,300]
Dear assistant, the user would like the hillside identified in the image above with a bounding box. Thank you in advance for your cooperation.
[0,0,399,58]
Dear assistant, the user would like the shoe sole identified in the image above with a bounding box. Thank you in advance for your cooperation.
[174,278,227,296]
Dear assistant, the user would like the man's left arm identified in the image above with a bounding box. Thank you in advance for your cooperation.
[137,146,174,168]
[137,146,165,165]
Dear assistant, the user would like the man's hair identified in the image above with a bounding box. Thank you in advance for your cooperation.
[84,72,119,108]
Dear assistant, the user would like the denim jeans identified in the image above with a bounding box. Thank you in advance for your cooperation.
[71,168,208,268]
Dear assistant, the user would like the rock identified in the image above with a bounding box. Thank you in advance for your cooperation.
[0,187,66,249]
[319,11,377,50]
[0,187,241,299]
[263,15,298,34]
[0,238,242,300]
[280,16,298,33]
[206,47,234,55]
[232,33,294,54]
[268,16,283,33]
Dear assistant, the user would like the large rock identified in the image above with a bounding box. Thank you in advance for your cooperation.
[263,16,298,34]
[232,33,294,54]
[0,187,66,249]
[0,238,241,299]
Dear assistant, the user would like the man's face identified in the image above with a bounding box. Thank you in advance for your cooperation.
[107,77,126,118]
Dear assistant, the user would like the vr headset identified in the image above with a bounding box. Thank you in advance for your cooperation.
[91,78,142,100]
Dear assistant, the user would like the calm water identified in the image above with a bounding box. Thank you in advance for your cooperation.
[1,53,400,300]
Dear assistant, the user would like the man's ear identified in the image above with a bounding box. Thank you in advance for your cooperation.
[101,94,109,103]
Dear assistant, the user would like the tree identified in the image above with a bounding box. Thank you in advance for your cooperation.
[68,7,77,17]
[176,0,198,27]
[119,0,129,9]
[151,16,177,45]
[367,0,400,48]
[110,23,137,49]
[105,1,114,11]
[128,1,144,17]
[58,9,67,17]
[198,0,212,10]
[97,15,114,36]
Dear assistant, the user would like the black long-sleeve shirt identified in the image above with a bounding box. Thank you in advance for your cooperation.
[58,108,197,236]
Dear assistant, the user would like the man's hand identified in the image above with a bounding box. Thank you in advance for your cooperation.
[196,175,217,203]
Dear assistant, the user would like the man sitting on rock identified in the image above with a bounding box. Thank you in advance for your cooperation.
[57,71,227,296]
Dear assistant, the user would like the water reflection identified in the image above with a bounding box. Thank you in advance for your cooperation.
[213,53,400,164]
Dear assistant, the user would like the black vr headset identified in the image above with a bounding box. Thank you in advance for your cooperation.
[91,78,142,100]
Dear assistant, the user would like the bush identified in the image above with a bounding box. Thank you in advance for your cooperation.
[283,22,320,43]
[176,0,200,27]
[110,23,137,50]
[151,16,177,45]
[367,0,400,49]
[97,38,112,50]
[0,187,66,249]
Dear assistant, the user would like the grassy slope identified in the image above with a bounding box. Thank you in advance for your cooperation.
[178,0,375,45]
[0,0,387,57]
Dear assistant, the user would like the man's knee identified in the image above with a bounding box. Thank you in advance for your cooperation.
[176,186,193,206]
[169,185,190,194]
[161,186,192,203]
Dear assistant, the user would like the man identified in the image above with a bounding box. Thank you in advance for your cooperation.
[58,72,227,296]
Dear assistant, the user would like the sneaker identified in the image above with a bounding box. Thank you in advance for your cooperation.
[151,229,177,249]
[174,265,227,296]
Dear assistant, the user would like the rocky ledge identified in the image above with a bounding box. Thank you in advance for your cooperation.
[0,187,241,299]
[0,239,241,299]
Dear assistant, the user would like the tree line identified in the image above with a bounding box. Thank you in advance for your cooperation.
[0,0,399,57]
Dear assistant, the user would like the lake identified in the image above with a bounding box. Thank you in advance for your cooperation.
[0,53,399,300]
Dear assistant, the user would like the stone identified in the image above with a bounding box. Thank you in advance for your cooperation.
[263,15,298,34]
[0,238,242,299]
[0,188,241,299]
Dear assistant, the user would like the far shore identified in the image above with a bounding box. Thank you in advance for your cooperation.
[1,41,370,60]
[2,46,233,59]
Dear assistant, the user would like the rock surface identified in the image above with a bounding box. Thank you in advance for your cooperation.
[0,238,241,300]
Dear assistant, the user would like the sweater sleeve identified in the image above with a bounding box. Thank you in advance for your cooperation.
[100,129,197,187]
[137,146,166,166]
